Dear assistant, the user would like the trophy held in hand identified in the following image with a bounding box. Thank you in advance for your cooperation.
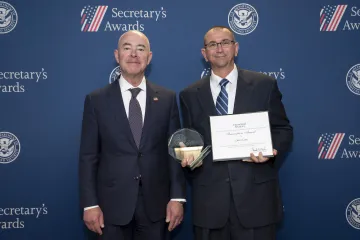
[168,128,211,170]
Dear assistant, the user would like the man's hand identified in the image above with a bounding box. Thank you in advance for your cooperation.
[242,149,278,163]
[180,154,203,169]
[166,201,184,231]
[179,142,203,169]
[83,207,104,235]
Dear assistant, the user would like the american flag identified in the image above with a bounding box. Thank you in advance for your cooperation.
[318,133,345,159]
[81,6,108,32]
[320,5,347,31]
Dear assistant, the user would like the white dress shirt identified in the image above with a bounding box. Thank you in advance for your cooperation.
[210,64,238,114]
[84,76,185,211]
[119,75,147,122]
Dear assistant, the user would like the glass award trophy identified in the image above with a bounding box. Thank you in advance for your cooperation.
[168,128,211,170]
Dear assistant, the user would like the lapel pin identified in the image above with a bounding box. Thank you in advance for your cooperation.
[153,97,159,101]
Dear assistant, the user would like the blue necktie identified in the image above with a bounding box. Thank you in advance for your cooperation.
[215,79,229,115]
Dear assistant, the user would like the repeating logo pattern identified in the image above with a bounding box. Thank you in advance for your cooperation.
[346,198,360,230]
[109,66,121,84]
[320,5,347,31]
[81,5,108,32]
[318,133,345,159]
[228,3,258,35]
[346,64,360,95]
[0,1,18,34]
[0,132,21,164]
[201,68,211,78]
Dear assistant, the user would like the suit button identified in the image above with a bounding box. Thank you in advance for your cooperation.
[225,178,230,182]
[138,153,143,157]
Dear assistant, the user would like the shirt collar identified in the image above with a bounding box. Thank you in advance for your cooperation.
[119,75,147,93]
[210,64,238,86]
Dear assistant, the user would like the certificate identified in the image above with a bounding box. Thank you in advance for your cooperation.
[209,111,273,161]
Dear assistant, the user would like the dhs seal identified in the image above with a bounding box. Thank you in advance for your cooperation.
[201,68,211,78]
[0,132,20,164]
[346,64,360,95]
[109,66,121,84]
[228,3,258,35]
[0,1,18,34]
[346,198,360,229]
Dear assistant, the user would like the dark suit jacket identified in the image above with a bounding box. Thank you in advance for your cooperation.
[179,67,293,229]
[79,79,186,225]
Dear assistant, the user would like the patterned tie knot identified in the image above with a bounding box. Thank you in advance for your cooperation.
[220,79,229,88]
[129,88,141,98]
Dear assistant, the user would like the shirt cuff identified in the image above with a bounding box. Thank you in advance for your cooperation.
[170,198,186,202]
[84,205,99,211]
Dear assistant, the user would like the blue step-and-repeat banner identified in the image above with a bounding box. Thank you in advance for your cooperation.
[1,0,359,239]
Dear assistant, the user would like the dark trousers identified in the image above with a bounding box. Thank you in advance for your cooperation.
[194,187,276,240]
[99,185,169,240]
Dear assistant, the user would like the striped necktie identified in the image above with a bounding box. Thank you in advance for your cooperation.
[215,79,229,115]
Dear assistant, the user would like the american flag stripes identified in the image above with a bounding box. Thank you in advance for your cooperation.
[318,133,345,159]
[320,5,347,31]
[81,6,108,32]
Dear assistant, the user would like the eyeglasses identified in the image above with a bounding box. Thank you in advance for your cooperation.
[204,39,235,50]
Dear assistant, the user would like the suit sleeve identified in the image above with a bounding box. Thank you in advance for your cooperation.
[168,93,186,199]
[268,81,293,169]
[79,94,100,208]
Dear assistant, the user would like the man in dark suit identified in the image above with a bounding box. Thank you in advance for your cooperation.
[179,26,293,240]
[79,30,186,240]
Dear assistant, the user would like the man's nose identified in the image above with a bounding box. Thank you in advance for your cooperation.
[215,44,224,52]
[130,49,137,57]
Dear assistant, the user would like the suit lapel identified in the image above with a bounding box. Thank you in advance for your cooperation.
[233,68,254,114]
[107,79,138,150]
[139,80,158,149]
[197,76,217,116]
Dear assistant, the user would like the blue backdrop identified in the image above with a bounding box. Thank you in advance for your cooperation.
[1,0,360,239]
